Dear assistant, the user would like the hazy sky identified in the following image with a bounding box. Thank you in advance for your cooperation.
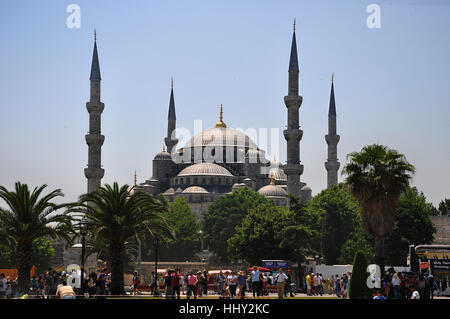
[0,0,449,207]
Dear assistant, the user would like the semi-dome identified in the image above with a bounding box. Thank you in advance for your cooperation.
[268,167,287,182]
[154,147,171,160]
[182,127,257,149]
[182,186,209,194]
[177,162,233,177]
[258,184,287,197]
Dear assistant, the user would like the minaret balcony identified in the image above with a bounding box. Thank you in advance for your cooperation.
[84,167,105,179]
[325,134,340,144]
[325,161,340,171]
[284,95,303,108]
[282,163,304,176]
[85,133,105,146]
[283,129,303,141]
[86,101,105,113]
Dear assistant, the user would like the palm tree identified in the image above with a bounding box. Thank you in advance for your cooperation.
[0,182,74,293]
[342,144,415,275]
[74,182,174,295]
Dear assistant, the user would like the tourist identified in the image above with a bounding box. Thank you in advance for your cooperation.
[172,269,181,299]
[217,271,226,294]
[201,269,208,296]
[237,271,246,299]
[410,286,420,299]
[150,271,156,295]
[0,274,7,299]
[284,269,294,297]
[415,273,428,299]
[317,273,323,296]
[186,271,198,299]
[131,270,140,296]
[227,271,238,298]
[391,272,401,299]
[251,267,261,297]
[275,268,288,299]
[55,280,76,299]
[335,275,341,297]
[373,289,387,299]
[164,270,173,298]
[305,273,311,295]
[96,268,107,298]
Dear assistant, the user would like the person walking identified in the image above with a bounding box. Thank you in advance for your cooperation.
[275,268,288,299]
[251,267,261,297]
[237,271,246,299]
[227,271,238,298]
[217,271,226,295]
[172,269,181,299]
[284,270,294,297]
[165,270,173,299]
[187,271,198,299]
[0,274,7,299]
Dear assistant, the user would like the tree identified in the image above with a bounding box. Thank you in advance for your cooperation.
[348,250,372,299]
[227,202,316,265]
[306,184,361,264]
[0,182,73,293]
[145,197,201,262]
[74,183,174,295]
[339,230,374,264]
[202,187,272,263]
[384,187,436,265]
[438,198,450,216]
[0,237,54,273]
[342,144,415,274]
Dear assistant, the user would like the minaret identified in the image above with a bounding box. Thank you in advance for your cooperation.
[164,78,178,154]
[325,73,340,188]
[84,30,105,193]
[283,20,304,200]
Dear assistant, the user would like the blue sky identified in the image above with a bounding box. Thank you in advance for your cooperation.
[0,0,449,206]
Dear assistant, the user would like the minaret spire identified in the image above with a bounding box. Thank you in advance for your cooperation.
[325,73,340,188]
[164,78,178,153]
[215,104,227,128]
[283,22,304,204]
[85,32,105,193]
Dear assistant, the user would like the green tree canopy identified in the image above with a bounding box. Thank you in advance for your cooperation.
[73,183,174,295]
[349,250,372,299]
[0,182,74,293]
[145,197,201,262]
[227,202,316,265]
[202,187,272,263]
[0,237,55,273]
[384,187,436,265]
[342,144,415,273]
[438,198,450,216]
[306,184,361,264]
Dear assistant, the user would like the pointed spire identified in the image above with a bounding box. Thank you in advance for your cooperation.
[134,170,137,187]
[90,29,101,82]
[163,145,166,152]
[269,172,275,185]
[329,73,336,118]
[168,78,176,120]
[215,104,227,128]
[288,20,299,72]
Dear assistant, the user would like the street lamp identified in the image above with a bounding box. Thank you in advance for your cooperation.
[79,217,89,296]
[154,236,159,296]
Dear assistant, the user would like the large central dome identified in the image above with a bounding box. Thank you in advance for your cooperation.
[182,127,257,149]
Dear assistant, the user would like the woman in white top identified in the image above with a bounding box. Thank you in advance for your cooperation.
[227,272,238,298]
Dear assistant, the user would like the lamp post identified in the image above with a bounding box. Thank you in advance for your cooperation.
[79,217,89,296]
[154,236,159,296]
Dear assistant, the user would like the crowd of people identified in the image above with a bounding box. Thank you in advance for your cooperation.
[0,267,113,299]
[142,266,295,299]
[303,270,441,299]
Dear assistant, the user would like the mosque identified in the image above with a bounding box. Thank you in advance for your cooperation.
[84,24,341,217]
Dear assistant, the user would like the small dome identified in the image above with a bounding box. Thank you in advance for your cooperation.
[245,148,266,160]
[301,185,311,191]
[177,162,233,177]
[175,187,183,193]
[163,187,175,195]
[154,150,171,160]
[182,186,209,194]
[258,184,287,197]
